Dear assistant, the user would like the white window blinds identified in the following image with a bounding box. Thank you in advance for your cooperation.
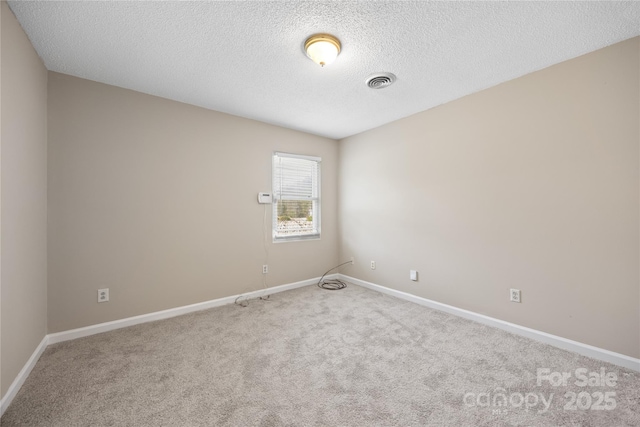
[273,152,321,241]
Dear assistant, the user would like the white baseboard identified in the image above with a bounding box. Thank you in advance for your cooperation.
[0,335,48,418]
[49,275,329,345]
[340,274,640,372]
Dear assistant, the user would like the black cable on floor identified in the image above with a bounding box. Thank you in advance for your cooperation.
[317,260,352,290]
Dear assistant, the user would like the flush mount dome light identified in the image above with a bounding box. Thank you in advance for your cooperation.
[304,34,341,67]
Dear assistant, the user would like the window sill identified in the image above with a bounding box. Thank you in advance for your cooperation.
[273,234,320,243]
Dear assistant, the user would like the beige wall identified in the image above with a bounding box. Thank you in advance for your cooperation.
[47,72,339,333]
[339,37,640,358]
[0,1,48,397]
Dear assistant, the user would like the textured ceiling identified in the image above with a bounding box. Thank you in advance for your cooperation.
[8,1,640,140]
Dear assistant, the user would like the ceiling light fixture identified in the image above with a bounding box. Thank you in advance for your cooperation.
[304,34,341,67]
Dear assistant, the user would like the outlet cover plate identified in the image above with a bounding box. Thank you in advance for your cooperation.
[510,288,521,303]
[98,288,109,303]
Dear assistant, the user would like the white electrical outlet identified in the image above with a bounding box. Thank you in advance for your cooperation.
[98,288,109,303]
[510,288,521,303]
[351,257,355,265]
[262,265,268,274]
[410,270,418,281]
[371,261,376,270]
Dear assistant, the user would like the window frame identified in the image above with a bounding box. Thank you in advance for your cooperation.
[272,151,321,242]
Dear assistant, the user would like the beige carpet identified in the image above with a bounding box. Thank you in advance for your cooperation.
[2,284,639,426]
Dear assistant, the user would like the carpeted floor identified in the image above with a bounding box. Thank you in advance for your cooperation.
[2,284,639,426]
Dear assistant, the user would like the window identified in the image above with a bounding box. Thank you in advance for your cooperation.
[272,152,321,241]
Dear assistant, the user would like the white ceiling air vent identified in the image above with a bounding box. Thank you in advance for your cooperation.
[366,72,397,89]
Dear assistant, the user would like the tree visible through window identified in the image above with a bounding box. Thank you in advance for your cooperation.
[272,152,321,241]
